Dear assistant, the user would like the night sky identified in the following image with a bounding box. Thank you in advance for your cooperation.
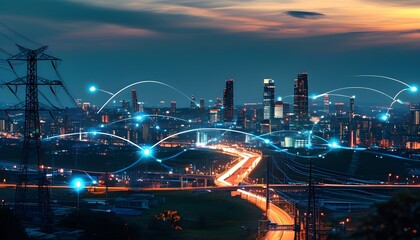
[0,0,419,107]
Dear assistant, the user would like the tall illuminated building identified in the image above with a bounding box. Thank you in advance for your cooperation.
[274,100,284,119]
[323,94,329,114]
[216,97,222,108]
[263,78,275,120]
[223,79,234,122]
[410,103,420,136]
[170,101,177,113]
[349,96,355,123]
[349,96,355,147]
[293,73,309,125]
[131,89,139,113]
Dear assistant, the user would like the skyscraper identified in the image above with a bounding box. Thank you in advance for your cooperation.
[199,98,205,109]
[223,79,234,122]
[190,95,196,109]
[349,96,355,123]
[274,100,283,119]
[131,89,139,113]
[323,94,330,114]
[263,78,275,120]
[170,101,177,113]
[293,73,309,125]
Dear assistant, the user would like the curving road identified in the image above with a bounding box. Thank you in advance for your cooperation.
[212,145,294,240]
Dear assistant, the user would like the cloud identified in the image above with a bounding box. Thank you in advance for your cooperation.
[286,11,325,19]
[363,0,420,6]
[62,24,158,38]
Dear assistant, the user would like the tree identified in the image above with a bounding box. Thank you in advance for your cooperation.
[155,210,182,230]
[350,191,420,240]
[0,208,28,240]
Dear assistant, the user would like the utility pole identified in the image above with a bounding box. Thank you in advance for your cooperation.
[306,158,316,240]
[265,155,270,217]
[2,45,75,232]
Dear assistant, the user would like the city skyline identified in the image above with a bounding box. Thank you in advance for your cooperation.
[1,2,420,238]
[0,0,419,107]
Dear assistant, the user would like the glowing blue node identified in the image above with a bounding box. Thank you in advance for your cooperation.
[89,86,97,92]
[380,115,389,121]
[92,180,97,185]
[156,159,162,163]
[188,119,192,123]
[143,148,151,156]
[352,95,356,99]
[136,116,143,121]
[155,126,160,130]
[329,141,340,148]
[100,124,104,128]
[410,86,418,92]
[264,139,270,144]
[277,97,282,101]
[71,178,85,191]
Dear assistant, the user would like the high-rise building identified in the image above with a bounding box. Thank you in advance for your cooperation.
[209,108,219,123]
[82,102,90,111]
[263,78,275,120]
[170,101,177,113]
[293,73,309,124]
[138,102,144,112]
[216,97,222,108]
[199,98,205,110]
[349,96,355,123]
[349,96,355,148]
[190,95,196,109]
[122,100,129,110]
[0,119,6,132]
[131,89,139,113]
[274,101,284,119]
[409,103,420,137]
[323,94,330,114]
[75,99,83,107]
[411,103,420,125]
[223,79,234,122]
[237,108,247,129]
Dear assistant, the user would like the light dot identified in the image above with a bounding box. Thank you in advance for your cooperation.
[143,149,150,156]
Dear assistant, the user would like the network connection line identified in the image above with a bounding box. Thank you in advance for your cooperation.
[96,80,199,114]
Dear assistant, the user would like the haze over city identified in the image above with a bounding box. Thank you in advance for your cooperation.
[1,0,420,106]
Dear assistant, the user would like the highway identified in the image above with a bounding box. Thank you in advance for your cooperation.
[212,145,295,240]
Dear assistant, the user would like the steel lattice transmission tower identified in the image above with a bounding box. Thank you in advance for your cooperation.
[2,45,74,232]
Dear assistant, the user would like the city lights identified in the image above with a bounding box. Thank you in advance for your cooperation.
[3,6,420,239]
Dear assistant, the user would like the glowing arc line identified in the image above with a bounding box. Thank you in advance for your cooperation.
[97,80,198,114]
